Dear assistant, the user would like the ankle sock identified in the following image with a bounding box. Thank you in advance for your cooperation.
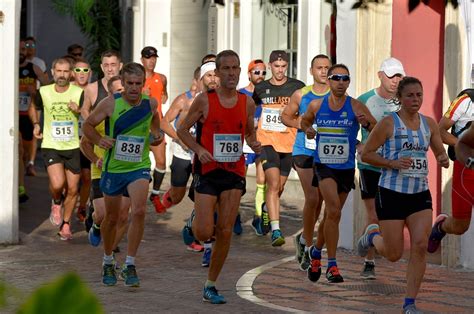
[403,298,415,309]
[205,280,215,288]
[270,220,280,231]
[125,255,135,266]
[327,258,337,268]
[255,184,265,216]
[310,246,322,259]
[103,254,114,265]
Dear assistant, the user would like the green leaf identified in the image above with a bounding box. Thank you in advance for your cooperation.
[16,272,103,314]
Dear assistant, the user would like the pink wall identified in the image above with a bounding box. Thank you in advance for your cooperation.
[391,2,445,214]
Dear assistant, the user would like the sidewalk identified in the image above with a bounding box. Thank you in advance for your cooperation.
[1,165,474,313]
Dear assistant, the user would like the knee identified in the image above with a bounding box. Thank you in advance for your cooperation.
[67,185,79,196]
[452,220,471,235]
[215,224,233,240]
[266,182,279,193]
[194,225,214,241]
[325,208,341,222]
[81,174,92,186]
[385,250,403,262]
[105,211,120,225]
[131,206,146,219]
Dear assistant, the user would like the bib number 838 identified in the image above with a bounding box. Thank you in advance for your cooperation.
[121,142,142,154]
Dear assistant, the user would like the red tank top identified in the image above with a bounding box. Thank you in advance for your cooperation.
[194,90,247,177]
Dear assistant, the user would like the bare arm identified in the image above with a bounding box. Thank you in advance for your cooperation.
[83,95,115,149]
[81,83,96,120]
[352,98,377,131]
[161,94,185,140]
[177,93,213,163]
[361,116,411,169]
[161,74,168,104]
[300,98,322,139]
[80,136,101,167]
[438,116,457,146]
[427,117,449,168]
[455,123,474,166]
[245,96,261,154]
[281,89,302,129]
[149,97,163,146]
[33,64,48,86]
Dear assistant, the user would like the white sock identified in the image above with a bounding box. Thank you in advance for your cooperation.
[365,258,375,264]
[204,241,212,249]
[125,255,135,266]
[103,254,114,265]
[270,220,280,231]
[299,236,306,246]
[304,246,310,252]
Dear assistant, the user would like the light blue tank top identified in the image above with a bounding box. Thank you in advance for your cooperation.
[314,96,359,169]
[378,112,431,194]
[293,86,330,156]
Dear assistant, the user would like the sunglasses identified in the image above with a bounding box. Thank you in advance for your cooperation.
[25,43,36,48]
[252,70,266,76]
[328,74,350,82]
[74,67,90,73]
[71,53,82,57]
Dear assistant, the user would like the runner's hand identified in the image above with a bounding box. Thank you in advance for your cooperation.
[305,127,316,139]
[98,136,115,149]
[389,157,412,169]
[150,131,164,146]
[249,141,262,154]
[437,153,449,168]
[68,100,80,113]
[197,147,214,164]
[33,124,43,139]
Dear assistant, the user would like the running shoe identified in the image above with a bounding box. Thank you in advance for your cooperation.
[76,206,87,222]
[120,264,140,287]
[182,225,195,245]
[102,264,117,286]
[357,224,380,257]
[300,250,311,271]
[201,248,212,267]
[307,255,322,282]
[294,232,305,264]
[271,229,285,247]
[150,193,166,214]
[58,222,73,241]
[187,241,204,252]
[251,216,264,236]
[260,203,270,235]
[50,201,62,226]
[233,213,242,235]
[326,266,344,283]
[26,164,37,176]
[88,224,101,247]
[203,286,226,304]
[360,261,376,279]
[427,213,448,253]
[403,304,422,314]
[84,203,94,232]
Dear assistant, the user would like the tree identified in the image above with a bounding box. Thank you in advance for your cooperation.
[51,0,121,75]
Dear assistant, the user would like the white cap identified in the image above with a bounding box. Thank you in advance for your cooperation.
[200,62,216,79]
[379,57,405,77]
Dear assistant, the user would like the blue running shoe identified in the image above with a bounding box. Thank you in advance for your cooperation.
[271,229,285,247]
[88,224,101,247]
[182,225,195,245]
[357,224,380,257]
[102,264,117,286]
[260,203,270,235]
[427,214,448,253]
[251,216,263,236]
[233,213,242,235]
[202,248,211,267]
[120,264,140,287]
[203,286,226,304]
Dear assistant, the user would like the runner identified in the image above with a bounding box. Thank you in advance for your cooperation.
[356,57,405,279]
[239,59,266,235]
[141,46,169,213]
[282,54,331,270]
[160,67,204,252]
[32,57,84,240]
[83,62,163,287]
[72,58,93,221]
[253,50,305,246]
[80,76,129,251]
[357,77,449,313]
[67,44,84,58]
[177,50,261,304]
[428,89,474,252]
[300,64,376,283]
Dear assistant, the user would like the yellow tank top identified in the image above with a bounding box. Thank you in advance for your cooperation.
[91,121,105,180]
[39,84,83,150]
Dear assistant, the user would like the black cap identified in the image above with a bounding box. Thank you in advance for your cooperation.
[141,46,158,58]
[269,50,289,63]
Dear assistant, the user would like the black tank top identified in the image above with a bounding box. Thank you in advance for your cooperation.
[92,79,108,110]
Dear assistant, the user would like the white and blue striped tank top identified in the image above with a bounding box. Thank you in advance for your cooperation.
[378,112,431,194]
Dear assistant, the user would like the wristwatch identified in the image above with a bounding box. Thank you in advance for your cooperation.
[466,157,474,169]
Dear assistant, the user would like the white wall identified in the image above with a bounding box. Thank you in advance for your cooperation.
[0,0,20,244]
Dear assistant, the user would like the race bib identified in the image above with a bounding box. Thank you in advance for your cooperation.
[213,134,242,162]
[51,121,74,141]
[19,92,31,112]
[318,136,349,164]
[114,135,145,163]
[400,151,428,178]
[304,124,317,150]
[261,108,287,132]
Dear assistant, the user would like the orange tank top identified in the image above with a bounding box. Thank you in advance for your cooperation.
[193,91,247,177]
[144,72,164,114]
